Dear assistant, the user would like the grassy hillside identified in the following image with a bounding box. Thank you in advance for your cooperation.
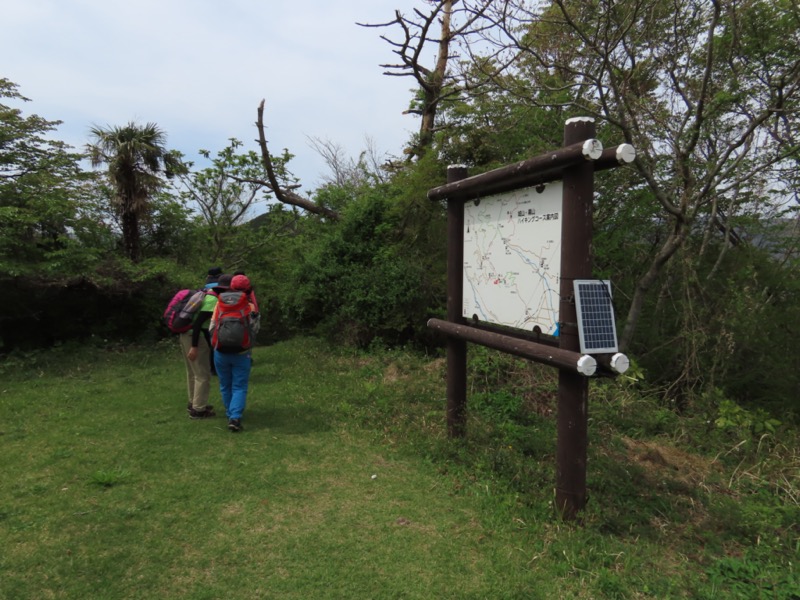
[0,338,797,599]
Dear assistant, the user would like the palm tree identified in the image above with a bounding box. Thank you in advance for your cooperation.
[88,121,183,262]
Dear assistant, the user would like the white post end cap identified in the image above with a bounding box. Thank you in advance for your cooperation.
[566,116,595,125]
[577,355,597,377]
[582,139,603,160]
[615,144,636,164]
[610,353,630,374]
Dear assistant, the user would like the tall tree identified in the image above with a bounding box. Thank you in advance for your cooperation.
[87,122,183,262]
[359,0,495,159]
[470,0,800,351]
[0,78,96,278]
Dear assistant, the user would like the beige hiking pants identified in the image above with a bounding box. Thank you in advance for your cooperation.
[178,332,211,411]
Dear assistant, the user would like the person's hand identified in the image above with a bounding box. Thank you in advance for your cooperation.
[187,347,198,361]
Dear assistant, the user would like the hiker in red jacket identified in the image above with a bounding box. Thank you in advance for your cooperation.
[210,274,259,432]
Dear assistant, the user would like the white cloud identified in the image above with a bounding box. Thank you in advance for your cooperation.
[1,0,418,188]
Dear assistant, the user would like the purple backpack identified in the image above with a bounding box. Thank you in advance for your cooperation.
[163,289,206,333]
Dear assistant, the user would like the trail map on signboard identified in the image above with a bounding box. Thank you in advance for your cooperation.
[462,182,562,334]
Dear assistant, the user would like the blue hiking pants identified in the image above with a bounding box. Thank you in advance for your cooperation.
[213,351,252,420]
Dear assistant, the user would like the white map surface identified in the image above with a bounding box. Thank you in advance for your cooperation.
[462,182,562,334]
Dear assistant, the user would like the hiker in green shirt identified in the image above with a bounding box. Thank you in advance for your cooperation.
[183,269,227,419]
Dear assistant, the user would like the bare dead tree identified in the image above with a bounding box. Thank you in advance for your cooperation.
[251,100,340,221]
[358,0,496,159]
[307,135,391,188]
[306,137,353,188]
[361,136,392,185]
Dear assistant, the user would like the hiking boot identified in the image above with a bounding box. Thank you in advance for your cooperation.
[189,406,216,419]
[228,418,242,432]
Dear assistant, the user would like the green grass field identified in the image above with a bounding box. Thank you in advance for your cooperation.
[1,338,797,599]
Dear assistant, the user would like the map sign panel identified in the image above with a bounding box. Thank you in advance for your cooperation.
[462,182,562,334]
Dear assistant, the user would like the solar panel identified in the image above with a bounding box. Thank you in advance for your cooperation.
[573,280,619,354]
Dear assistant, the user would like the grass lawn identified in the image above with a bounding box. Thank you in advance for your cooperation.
[0,338,798,599]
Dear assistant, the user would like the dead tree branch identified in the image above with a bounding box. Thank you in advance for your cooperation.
[255,100,339,221]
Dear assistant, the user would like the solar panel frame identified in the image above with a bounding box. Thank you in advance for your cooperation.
[573,280,619,354]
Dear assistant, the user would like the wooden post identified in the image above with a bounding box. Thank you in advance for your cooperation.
[446,165,468,437]
[556,117,595,519]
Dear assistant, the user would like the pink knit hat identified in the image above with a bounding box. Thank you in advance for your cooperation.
[231,274,251,291]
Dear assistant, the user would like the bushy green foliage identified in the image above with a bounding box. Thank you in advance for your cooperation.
[284,185,436,346]
[714,395,782,437]
[175,139,285,268]
[138,188,198,261]
[0,78,105,278]
[711,248,800,417]
[619,234,800,420]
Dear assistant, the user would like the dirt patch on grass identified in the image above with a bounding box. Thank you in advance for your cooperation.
[385,358,445,384]
[621,436,718,488]
[423,358,445,376]
[383,363,403,384]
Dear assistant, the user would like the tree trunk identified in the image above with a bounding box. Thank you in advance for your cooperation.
[121,210,141,262]
[619,226,688,350]
[414,0,454,157]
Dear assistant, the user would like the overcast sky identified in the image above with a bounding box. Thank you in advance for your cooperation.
[1,0,422,191]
